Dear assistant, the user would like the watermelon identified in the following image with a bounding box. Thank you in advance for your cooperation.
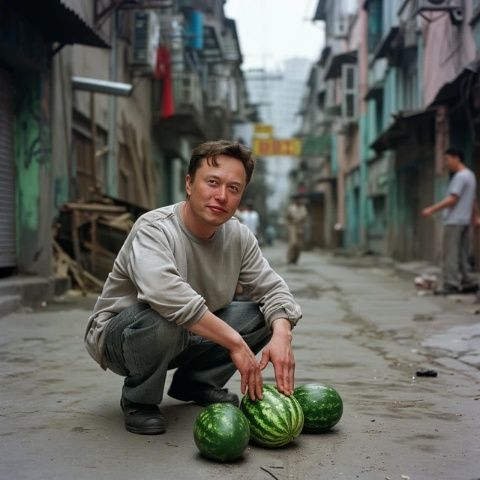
[293,384,343,432]
[240,384,304,448]
[193,403,250,462]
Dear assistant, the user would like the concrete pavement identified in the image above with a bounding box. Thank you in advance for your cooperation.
[1,245,479,480]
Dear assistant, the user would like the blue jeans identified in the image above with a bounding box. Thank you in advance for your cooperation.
[103,302,271,405]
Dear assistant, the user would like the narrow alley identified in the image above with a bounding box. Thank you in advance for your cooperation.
[1,246,478,480]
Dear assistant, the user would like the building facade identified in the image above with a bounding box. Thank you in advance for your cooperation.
[299,0,480,263]
[0,0,249,305]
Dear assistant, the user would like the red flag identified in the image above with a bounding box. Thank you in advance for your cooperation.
[155,46,174,118]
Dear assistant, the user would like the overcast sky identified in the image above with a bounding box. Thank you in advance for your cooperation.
[224,0,324,71]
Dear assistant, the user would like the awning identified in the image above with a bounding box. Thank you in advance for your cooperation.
[325,50,357,80]
[364,81,383,101]
[372,26,400,62]
[5,0,109,48]
[370,109,436,152]
[429,58,480,107]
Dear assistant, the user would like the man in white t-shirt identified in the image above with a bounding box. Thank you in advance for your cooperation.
[240,201,260,237]
[421,147,479,294]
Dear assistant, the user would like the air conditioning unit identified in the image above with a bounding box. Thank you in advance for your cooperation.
[130,11,160,73]
[416,0,463,24]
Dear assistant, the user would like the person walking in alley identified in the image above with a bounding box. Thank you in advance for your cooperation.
[85,140,302,435]
[240,200,260,238]
[285,195,308,264]
[421,147,479,294]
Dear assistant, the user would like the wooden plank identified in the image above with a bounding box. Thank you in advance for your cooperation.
[90,213,98,275]
[101,212,133,230]
[96,217,132,233]
[83,240,116,260]
[142,138,156,208]
[71,210,82,264]
[65,203,126,213]
[53,240,87,295]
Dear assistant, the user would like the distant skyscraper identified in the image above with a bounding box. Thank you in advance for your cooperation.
[245,58,310,211]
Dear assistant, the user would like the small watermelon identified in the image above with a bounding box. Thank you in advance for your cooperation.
[193,403,250,462]
[240,384,304,448]
[293,384,343,432]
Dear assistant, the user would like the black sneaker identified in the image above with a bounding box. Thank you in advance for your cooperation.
[120,397,167,435]
[460,283,479,294]
[168,382,239,407]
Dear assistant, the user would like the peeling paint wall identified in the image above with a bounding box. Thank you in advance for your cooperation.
[14,72,52,276]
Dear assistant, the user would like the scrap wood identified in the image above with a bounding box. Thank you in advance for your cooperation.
[102,212,133,230]
[97,217,133,233]
[53,240,104,294]
[65,202,126,214]
[53,240,87,295]
[83,240,116,260]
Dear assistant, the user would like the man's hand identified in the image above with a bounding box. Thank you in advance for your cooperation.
[259,318,294,396]
[421,206,434,217]
[230,342,263,401]
[422,195,458,218]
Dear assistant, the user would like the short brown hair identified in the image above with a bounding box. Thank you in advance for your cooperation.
[188,140,255,184]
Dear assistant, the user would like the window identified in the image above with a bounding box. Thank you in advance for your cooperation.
[367,0,383,54]
[341,64,358,121]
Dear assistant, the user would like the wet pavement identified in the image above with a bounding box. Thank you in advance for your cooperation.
[1,245,479,480]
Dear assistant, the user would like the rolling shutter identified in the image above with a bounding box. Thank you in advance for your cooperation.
[0,68,16,268]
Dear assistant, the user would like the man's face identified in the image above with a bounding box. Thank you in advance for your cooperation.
[185,155,247,229]
[444,154,458,172]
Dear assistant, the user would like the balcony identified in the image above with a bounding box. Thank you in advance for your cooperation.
[155,71,205,137]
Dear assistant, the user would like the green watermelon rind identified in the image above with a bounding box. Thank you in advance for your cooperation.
[193,403,250,462]
[240,385,304,448]
[293,384,343,433]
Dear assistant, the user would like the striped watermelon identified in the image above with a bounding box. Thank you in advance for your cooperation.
[240,385,304,447]
[293,384,343,432]
[193,403,250,462]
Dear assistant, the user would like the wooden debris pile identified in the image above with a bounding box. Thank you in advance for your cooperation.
[53,200,136,295]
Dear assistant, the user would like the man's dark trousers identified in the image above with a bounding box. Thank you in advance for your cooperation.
[103,301,271,405]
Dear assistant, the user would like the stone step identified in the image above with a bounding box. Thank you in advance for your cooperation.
[0,294,22,318]
[0,275,71,318]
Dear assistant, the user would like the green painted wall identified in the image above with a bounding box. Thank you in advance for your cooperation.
[330,133,338,174]
[14,72,52,275]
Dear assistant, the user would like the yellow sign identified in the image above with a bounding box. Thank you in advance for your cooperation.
[254,124,274,137]
[253,138,302,157]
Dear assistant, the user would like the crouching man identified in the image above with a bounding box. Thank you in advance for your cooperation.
[85,140,302,434]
